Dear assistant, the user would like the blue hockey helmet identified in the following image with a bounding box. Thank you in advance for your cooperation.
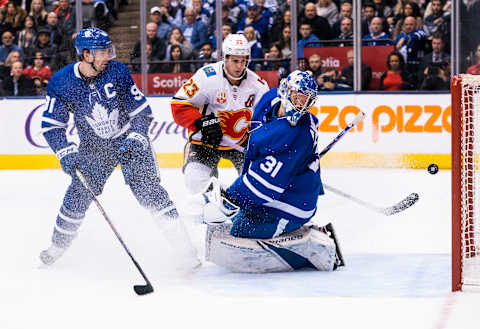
[75,27,116,59]
[278,70,319,126]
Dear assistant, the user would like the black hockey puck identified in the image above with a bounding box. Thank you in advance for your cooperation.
[428,164,439,175]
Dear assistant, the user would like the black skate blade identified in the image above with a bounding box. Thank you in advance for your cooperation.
[133,283,154,295]
[325,223,345,269]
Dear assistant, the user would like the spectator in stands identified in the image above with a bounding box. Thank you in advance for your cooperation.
[307,53,323,80]
[316,0,338,26]
[261,43,288,78]
[373,0,394,21]
[420,33,450,72]
[0,49,20,80]
[160,0,183,28]
[0,1,27,34]
[299,2,332,41]
[206,4,234,36]
[423,0,450,45]
[336,17,353,46]
[132,22,167,62]
[467,43,480,75]
[162,44,192,73]
[394,15,426,74]
[277,24,291,59]
[54,0,74,35]
[363,16,391,46]
[180,8,208,51]
[337,49,373,90]
[209,23,232,53]
[192,0,210,26]
[25,27,58,71]
[297,22,320,58]
[361,2,376,35]
[16,15,36,52]
[317,68,352,91]
[150,6,172,41]
[423,0,451,19]
[23,51,51,95]
[45,12,64,49]
[92,0,114,31]
[392,1,423,41]
[0,30,24,64]
[270,9,289,44]
[196,41,215,69]
[0,61,36,96]
[243,26,263,70]
[223,0,245,32]
[419,61,449,90]
[166,27,193,60]
[131,43,163,74]
[379,50,415,90]
[298,57,308,71]
[237,3,270,47]
[332,1,352,37]
[29,0,48,28]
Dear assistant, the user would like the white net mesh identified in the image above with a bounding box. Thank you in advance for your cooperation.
[460,74,480,287]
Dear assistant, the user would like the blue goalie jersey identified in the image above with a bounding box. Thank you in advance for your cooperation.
[225,88,324,225]
[41,60,151,155]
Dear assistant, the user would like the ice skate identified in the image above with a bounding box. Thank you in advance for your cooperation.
[322,223,345,269]
[39,244,67,265]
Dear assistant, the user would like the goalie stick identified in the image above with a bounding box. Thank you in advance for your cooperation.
[76,169,154,296]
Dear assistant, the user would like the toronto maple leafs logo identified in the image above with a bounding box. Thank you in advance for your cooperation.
[85,102,120,139]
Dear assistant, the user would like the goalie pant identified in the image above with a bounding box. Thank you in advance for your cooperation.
[205,223,338,273]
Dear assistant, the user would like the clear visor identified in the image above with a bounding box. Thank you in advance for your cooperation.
[91,45,116,60]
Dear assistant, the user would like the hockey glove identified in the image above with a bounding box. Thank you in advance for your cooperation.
[56,143,79,177]
[118,133,149,166]
[194,113,223,149]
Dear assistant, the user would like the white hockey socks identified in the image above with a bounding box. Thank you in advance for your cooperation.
[153,214,201,271]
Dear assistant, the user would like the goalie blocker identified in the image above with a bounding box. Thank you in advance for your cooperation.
[205,222,345,273]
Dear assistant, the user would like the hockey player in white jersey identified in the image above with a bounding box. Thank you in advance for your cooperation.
[171,33,270,194]
[39,27,199,270]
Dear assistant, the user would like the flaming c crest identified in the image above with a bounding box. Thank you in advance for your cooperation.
[218,109,252,140]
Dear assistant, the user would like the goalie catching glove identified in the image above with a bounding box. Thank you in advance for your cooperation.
[194,113,223,149]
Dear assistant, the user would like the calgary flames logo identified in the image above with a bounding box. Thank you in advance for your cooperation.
[218,109,252,140]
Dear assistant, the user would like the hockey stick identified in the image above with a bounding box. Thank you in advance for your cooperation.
[322,184,419,216]
[75,169,154,296]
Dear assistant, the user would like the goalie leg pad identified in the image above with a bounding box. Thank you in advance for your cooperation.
[205,224,338,273]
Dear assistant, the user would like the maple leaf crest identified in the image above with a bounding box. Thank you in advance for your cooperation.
[85,103,120,139]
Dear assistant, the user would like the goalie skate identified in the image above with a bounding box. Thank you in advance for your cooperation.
[313,223,345,269]
[39,244,67,265]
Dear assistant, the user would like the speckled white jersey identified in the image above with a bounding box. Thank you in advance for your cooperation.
[172,61,270,149]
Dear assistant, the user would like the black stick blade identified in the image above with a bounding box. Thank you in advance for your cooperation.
[383,193,419,216]
[134,284,154,296]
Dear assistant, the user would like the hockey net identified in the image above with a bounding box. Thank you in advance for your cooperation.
[452,74,480,291]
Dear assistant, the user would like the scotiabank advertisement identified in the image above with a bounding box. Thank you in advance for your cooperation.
[0,93,451,169]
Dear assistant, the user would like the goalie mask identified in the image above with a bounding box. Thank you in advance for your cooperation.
[222,34,250,81]
[278,70,319,126]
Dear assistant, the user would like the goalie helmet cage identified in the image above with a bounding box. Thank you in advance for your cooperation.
[452,74,480,292]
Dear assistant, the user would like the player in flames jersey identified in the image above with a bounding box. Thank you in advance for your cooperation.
[171,33,270,194]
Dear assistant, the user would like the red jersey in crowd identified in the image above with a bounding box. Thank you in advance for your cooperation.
[467,64,480,75]
[23,65,52,83]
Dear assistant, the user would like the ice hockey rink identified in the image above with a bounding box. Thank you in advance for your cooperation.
[0,167,476,329]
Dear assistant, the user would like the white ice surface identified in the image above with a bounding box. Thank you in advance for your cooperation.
[0,168,477,329]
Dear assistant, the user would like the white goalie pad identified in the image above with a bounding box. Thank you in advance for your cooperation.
[205,223,338,273]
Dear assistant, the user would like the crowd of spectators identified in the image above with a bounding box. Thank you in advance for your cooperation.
[2,0,480,95]
[0,0,117,96]
[131,0,479,91]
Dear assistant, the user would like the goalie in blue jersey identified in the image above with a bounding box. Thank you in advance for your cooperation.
[196,70,345,272]
[39,27,199,270]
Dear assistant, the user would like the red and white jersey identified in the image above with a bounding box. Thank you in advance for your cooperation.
[171,61,270,150]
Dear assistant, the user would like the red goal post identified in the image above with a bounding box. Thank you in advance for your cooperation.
[451,74,480,291]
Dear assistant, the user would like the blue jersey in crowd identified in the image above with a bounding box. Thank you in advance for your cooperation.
[226,88,324,226]
[41,60,152,155]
